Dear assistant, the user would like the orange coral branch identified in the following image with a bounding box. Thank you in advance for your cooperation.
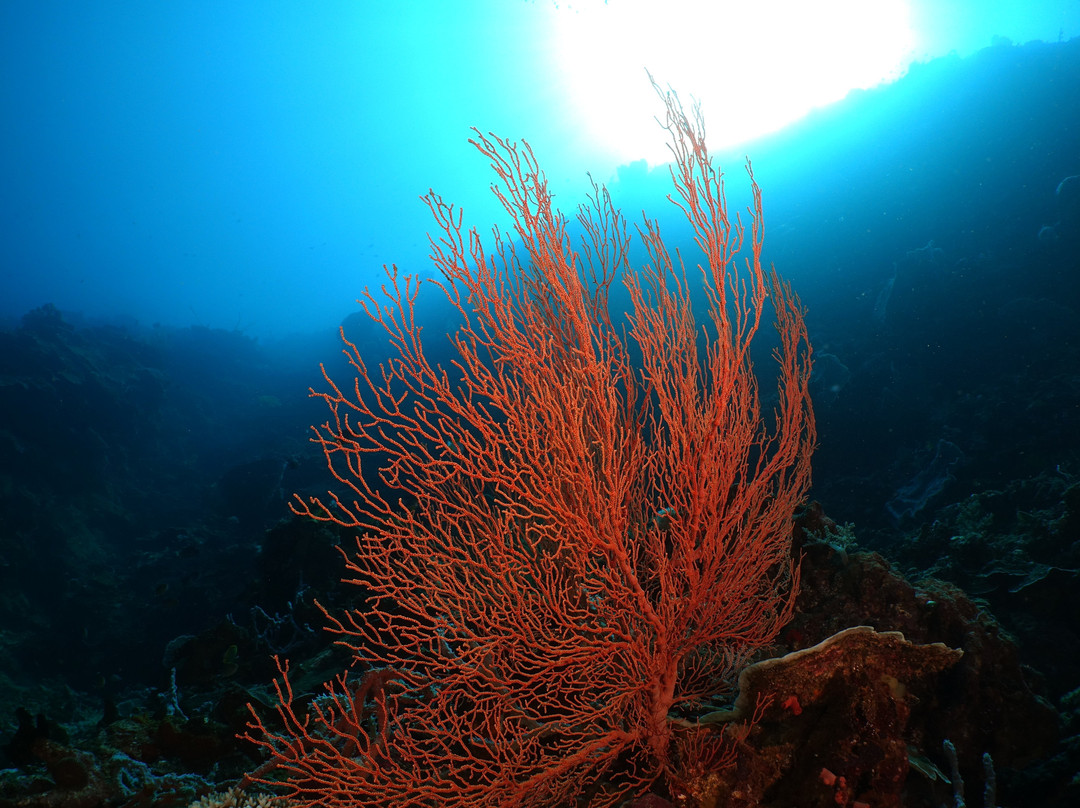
[245,81,815,807]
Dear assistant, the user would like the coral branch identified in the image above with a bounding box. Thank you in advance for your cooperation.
[245,82,815,807]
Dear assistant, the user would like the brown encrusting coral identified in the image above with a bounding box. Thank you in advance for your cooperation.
[698,627,962,808]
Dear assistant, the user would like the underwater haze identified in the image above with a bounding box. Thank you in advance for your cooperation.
[3,0,1078,337]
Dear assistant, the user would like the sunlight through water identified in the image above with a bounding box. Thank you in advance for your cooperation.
[552,0,916,164]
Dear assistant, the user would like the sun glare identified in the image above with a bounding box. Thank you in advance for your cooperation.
[553,0,916,165]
